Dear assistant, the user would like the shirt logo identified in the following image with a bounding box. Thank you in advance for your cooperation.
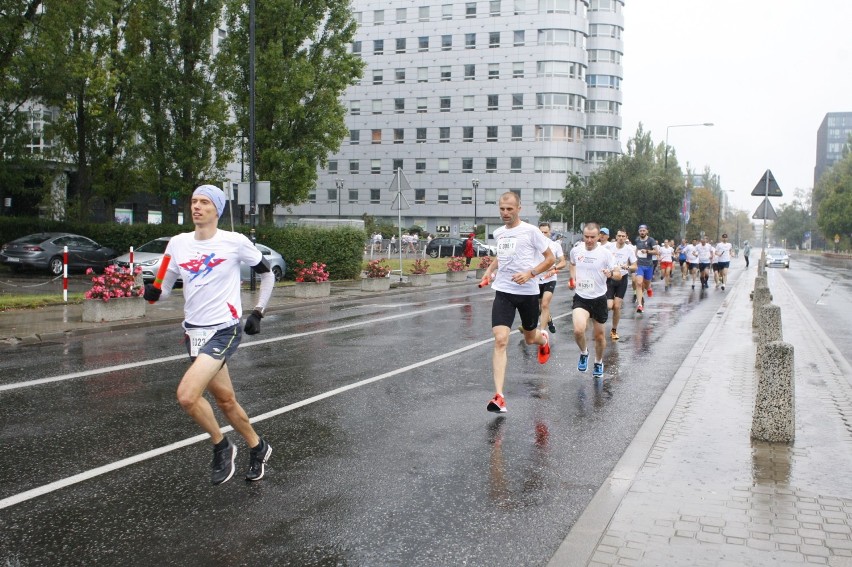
[181,253,226,282]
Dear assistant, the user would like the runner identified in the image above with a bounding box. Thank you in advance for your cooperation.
[605,228,637,341]
[695,235,714,289]
[685,237,700,289]
[537,223,567,334]
[715,233,733,290]
[658,239,674,291]
[598,227,610,246]
[676,238,689,280]
[632,224,658,313]
[743,240,751,268]
[144,185,274,485]
[569,222,620,377]
[709,239,721,288]
[479,192,555,413]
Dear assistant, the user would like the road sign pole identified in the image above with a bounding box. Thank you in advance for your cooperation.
[763,173,768,250]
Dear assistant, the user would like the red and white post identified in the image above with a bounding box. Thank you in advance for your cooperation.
[63,245,68,302]
[129,246,134,274]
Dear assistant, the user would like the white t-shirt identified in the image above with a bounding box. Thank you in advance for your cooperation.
[492,221,553,295]
[165,230,262,327]
[696,243,714,263]
[715,242,733,262]
[684,244,698,263]
[605,241,637,277]
[538,240,564,284]
[658,244,674,263]
[569,244,617,300]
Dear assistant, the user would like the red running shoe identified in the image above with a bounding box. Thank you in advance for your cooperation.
[487,393,507,413]
[647,287,654,298]
[538,330,551,364]
[636,304,644,313]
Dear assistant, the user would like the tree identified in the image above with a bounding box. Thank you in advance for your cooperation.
[771,190,816,249]
[816,145,852,240]
[216,0,364,214]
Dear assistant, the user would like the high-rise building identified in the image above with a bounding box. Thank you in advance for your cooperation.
[275,0,624,236]
[814,112,852,186]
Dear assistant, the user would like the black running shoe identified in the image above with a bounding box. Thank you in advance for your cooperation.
[548,319,556,334]
[211,438,236,485]
[246,438,272,481]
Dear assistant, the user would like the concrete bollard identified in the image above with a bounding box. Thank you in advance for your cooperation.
[752,340,795,443]
[755,303,783,367]
[751,275,767,300]
[752,287,771,327]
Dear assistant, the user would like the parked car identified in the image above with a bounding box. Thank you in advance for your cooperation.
[765,248,790,268]
[473,238,497,256]
[425,237,492,258]
[0,232,118,276]
[114,237,286,282]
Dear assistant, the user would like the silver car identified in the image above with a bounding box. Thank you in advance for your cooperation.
[765,248,790,268]
[113,237,285,282]
[1,232,118,276]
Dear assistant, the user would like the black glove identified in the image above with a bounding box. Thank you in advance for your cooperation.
[143,284,162,302]
[244,309,263,335]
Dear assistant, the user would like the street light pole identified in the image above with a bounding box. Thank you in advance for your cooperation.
[335,178,343,219]
[664,122,714,170]
[717,187,733,242]
[471,178,479,235]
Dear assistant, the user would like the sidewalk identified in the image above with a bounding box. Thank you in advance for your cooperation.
[550,270,852,566]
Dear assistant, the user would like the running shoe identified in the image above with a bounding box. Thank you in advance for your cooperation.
[538,330,551,364]
[548,319,556,334]
[211,437,237,485]
[647,287,653,298]
[610,329,619,341]
[692,284,695,290]
[578,352,589,372]
[593,362,604,377]
[721,284,725,290]
[632,294,637,303]
[245,438,272,481]
[487,393,507,413]
[636,304,644,313]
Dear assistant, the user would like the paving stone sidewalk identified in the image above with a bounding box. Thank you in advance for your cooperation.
[551,270,852,566]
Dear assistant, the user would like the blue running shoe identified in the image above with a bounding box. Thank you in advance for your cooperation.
[578,352,589,372]
[593,362,604,377]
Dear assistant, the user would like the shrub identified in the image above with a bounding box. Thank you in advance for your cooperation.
[478,255,493,269]
[294,260,330,282]
[409,258,430,275]
[84,265,143,302]
[446,256,466,272]
[365,258,390,278]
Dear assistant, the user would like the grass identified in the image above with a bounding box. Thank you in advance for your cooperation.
[362,256,488,275]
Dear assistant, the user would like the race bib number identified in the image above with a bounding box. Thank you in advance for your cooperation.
[186,328,215,357]
[496,239,516,258]
[637,249,647,259]
[578,279,594,292]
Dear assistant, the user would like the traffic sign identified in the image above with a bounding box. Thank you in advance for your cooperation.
[751,169,782,197]
[752,198,777,220]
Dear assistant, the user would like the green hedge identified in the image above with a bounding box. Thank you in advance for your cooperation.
[0,217,365,280]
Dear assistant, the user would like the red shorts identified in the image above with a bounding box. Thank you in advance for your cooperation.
[660,261,673,270]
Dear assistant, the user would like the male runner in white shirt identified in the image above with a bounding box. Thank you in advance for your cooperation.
[604,228,637,341]
[714,233,733,290]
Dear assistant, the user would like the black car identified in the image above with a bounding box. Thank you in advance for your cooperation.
[0,232,118,276]
[425,237,492,258]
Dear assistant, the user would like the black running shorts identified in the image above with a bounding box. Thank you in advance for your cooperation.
[492,290,540,330]
[606,277,629,300]
[572,293,609,324]
[538,281,557,297]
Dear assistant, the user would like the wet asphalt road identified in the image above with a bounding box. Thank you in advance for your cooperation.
[0,263,792,566]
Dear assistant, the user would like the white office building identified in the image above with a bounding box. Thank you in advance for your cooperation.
[274,0,624,237]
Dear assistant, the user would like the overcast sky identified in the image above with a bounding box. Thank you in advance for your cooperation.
[620,0,852,213]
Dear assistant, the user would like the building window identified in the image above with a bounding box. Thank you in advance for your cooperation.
[512,93,523,109]
[588,49,622,64]
[439,127,450,142]
[488,63,499,79]
[395,68,406,83]
[373,9,384,25]
[540,0,580,13]
[440,66,451,81]
[537,60,583,78]
[417,67,428,82]
[418,36,429,51]
[490,0,502,16]
[463,96,475,111]
[461,187,472,204]
[350,100,360,115]
[438,188,449,203]
[466,2,477,18]
[438,158,449,173]
[416,128,427,143]
[416,160,426,173]
[352,41,361,54]
[328,160,338,174]
[350,130,359,144]
[415,188,426,204]
[307,189,316,203]
[372,99,382,114]
[462,158,474,173]
[419,5,430,21]
[536,92,583,110]
[328,188,338,203]
[349,160,359,173]
[487,126,498,141]
[464,64,475,80]
[373,39,384,55]
[514,30,525,46]
[372,69,383,84]
[392,158,404,171]
[348,189,358,203]
[586,99,619,114]
[417,98,427,113]
[463,126,474,142]
[394,129,404,144]
[442,35,452,50]
[440,97,451,112]
[394,98,405,113]
[371,159,381,173]
[486,158,497,172]
[465,33,476,49]
[396,38,406,53]
[442,3,453,19]
[538,29,582,47]
[534,156,570,172]
[589,0,619,12]
[586,75,621,89]
[487,94,498,110]
[511,125,523,140]
[396,7,407,23]
[485,188,497,203]
[535,125,575,141]
[510,157,522,172]
[489,32,500,47]
[370,188,381,202]
[372,129,382,144]
[513,62,524,78]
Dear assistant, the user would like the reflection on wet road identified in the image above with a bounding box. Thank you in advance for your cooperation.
[0,268,750,566]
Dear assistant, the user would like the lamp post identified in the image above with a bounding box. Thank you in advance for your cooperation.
[664,122,714,170]
[335,178,344,219]
[471,178,479,235]
[717,188,733,241]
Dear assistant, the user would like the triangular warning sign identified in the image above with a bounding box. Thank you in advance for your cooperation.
[751,169,782,197]
[752,198,777,220]
[388,170,412,192]
[391,192,410,211]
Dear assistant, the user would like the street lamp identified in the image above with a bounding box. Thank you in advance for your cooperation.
[717,188,734,241]
[664,122,714,170]
[471,178,479,234]
[335,178,344,219]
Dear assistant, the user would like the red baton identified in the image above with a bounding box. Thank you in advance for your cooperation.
[149,254,171,303]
